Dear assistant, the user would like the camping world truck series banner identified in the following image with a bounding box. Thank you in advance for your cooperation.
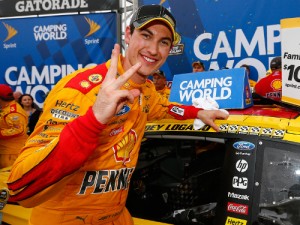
[0,13,117,108]
[140,0,300,85]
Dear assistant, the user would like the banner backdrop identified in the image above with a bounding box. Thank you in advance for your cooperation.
[139,0,300,84]
[0,0,120,17]
[0,12,117,107]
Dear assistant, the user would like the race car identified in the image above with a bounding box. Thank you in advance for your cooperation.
[127,102,300,225]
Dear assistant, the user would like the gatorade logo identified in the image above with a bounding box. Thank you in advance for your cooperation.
[225,216,247,225]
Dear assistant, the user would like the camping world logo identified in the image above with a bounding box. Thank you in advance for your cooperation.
[2,22,18,42]
[84,16,100,37]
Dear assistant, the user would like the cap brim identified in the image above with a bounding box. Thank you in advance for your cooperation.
[133,18,179,45]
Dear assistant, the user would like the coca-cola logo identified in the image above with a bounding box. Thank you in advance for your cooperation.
[227,202,248,215]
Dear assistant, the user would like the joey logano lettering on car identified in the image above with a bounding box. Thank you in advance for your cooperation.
[78,168,135,194]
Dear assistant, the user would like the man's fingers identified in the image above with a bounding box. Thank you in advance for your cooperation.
[102,43,141,90]
[209,122,220,132]
[216,110,229,120]
[127,89,141,103]
[103,44,120,84]
[111,62,141,89]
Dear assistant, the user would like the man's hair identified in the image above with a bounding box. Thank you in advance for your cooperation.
[153,70,166,78]
[192,61,205,69]
[270,56,282,70]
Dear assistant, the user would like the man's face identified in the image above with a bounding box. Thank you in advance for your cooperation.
[124,21,173,83]
[152,74,166,91]
[193,64,204,73]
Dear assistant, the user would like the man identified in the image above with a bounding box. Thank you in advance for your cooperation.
[0,84,28,169]
[265,56,282,76]
[152,70,171,98]
[192,61,205,73]
[13,91,22,102]
[254,56,282,101]
[7,5,228,225]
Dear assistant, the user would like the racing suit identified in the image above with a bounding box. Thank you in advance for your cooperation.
[0,101,28,168]
[7,56,200,225]
[157,86,171,99]
[254,70,282,101]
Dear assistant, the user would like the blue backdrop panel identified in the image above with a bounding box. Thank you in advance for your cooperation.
[0,12,117,107]
[139,0,300,83]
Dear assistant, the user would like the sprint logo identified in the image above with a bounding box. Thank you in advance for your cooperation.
[2,22,17,50]
[3,22,18,42]
[84,16,101,45]
[84,16,100,37]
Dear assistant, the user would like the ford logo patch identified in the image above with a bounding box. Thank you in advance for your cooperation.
[233,141,255,151]
[116,105,130,116]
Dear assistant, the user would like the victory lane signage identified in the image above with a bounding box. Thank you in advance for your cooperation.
[281,17,300,106]
[169,68,253,109]
[0,0,120,17]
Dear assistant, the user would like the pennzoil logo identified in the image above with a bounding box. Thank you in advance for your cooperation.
[112,129,137,164]
[3,22,18,42]
[84,17,100,38]
[88,74,103,84]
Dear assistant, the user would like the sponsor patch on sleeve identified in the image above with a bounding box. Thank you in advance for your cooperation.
[64,64,108,94]
[170,106,185,116]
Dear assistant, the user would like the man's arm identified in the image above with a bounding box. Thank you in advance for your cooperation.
[167,104,229,132]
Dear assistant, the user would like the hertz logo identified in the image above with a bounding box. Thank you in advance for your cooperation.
[84,16,100,38]
[3,22,18,42]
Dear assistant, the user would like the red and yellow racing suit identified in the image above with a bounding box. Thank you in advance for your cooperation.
[157,86,171,99]
[0,101,28,168]
[7,56,200,225]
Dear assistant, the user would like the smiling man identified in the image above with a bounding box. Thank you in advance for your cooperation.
[8,5,228,225]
